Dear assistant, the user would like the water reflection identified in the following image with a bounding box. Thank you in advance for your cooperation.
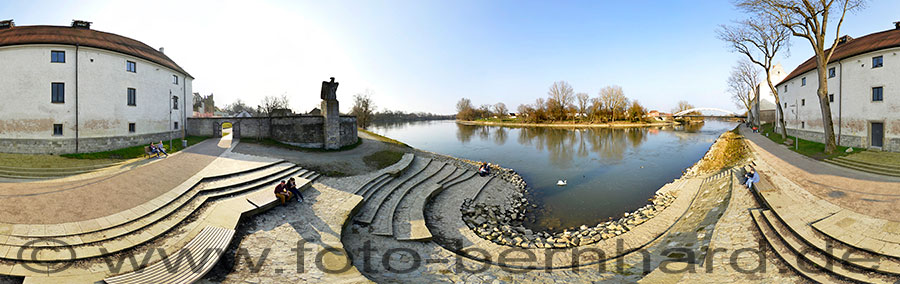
[370,120,736,231]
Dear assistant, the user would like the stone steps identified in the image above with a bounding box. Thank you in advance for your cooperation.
[0,161,128,179]
[757,209,899,283]
[823,158,900,177]
[0,163,305,262]
[371,162,449,236]
[470,176,494,201]
[750,209,843,284]
[396,171,482,241]
[388,164,458,238]
[356,158,432,224]
[354,174,390,196]
[360,174,394,200]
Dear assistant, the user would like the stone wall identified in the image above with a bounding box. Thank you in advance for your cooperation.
[0,130,180,154]
[786,128,899,152]
[186,115,357,149]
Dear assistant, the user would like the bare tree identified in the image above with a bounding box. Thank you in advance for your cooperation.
[576,92,590,121]
[224,99,256,116]
[739,0,866,153]
[719,15,790,137]
[589,97,603,122]
[456,98,475,121]
[674,100,697,115]
[547,81,574,121]
[493,102,508,119]
[260,95,290,117]
[599,85,627,121]
[728,60,761,117]
[351,89,376,129]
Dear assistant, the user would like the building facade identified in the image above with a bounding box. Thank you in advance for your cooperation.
[0,20,193,154]
[751,64,786,125]
[776,23,900,152]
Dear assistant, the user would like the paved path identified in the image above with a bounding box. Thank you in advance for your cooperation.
[741,126,900,221]
[0,137,229,224]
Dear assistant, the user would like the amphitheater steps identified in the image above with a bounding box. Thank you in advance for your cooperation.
[384,164,457,238]
[354,174,390,195]
[757,210,899,283]
[361,174,395,200]
[750,209,842,283]
[823,158,900,177]
[0,162,128,179]
[371,162,449,236]
[356,158,432,224]
[470,176,494,201]
[395,171,481,241]
[0,162,306,262]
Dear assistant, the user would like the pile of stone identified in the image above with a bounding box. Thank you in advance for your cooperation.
[461,192,676,249]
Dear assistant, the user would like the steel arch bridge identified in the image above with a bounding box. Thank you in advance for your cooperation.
[673,107,739,117]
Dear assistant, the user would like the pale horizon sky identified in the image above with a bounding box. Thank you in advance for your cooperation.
[3,0,899,115]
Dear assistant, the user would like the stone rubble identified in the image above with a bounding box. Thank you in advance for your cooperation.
[460,191,676,249]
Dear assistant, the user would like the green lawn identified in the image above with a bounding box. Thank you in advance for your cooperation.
[758,123,859,160]
[363,150,404,169]
[358,128,410,148]
[61,136,211,160]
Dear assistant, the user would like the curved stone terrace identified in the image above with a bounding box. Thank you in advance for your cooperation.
[0,125,897,283]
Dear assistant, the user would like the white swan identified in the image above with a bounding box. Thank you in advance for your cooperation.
[557,180,567,186]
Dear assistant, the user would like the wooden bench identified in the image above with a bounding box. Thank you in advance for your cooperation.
[104,226,235,284]
[144,145,170,158]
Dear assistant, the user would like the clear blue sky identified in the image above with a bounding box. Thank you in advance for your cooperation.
[2,0,898,114]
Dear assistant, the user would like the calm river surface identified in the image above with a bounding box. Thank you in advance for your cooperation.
[369,120,737,231]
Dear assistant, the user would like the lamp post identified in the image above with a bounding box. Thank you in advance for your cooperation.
[789,100,799,150]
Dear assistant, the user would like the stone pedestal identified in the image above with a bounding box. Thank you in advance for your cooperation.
[321,99,341,150]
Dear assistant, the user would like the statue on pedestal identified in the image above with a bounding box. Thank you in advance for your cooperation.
[321,77,338,101]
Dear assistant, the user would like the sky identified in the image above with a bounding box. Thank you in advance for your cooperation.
[3,0,899,115]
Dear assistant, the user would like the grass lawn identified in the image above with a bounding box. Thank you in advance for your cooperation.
[363,150,404,169]
[0,153,122,169]
[358,128,410,148]
[757,123,859,160]
[240,137,363,152]
[61,136,211,160]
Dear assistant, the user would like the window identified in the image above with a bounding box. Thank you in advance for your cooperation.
[128,123,136,133]
[801,99,805,106]
[51,83,65,103]
[829,94,834,102]
[173,96,179,109]
[801,122,805,129]
[784,102,788,108]
[127,88,136,106]
[173,75,178,85]
[873,87,884,101]
[784,85,788,92]
[829,67,836,78]
[53,124,63,136]
[801,77,806,86]
[51,51,65,63]
[174,122,179,130]
[126,60,136,72]
[872,56,883,68]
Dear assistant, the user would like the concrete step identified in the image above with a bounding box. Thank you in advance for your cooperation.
[371,162,449,236]
[361,175,394,200]
[760,210,900,282]
[0,165,304,262]
[357,158,432,224]
[354,174,389,195]
[825,158,900,177]
[470,176,494,201]
[750,209,843,283]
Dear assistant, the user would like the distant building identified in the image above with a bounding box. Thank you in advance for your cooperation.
[270,108,293,117]
[234,111,252,118]
[307,107,321,115]
[0,20,192,154]
[193,93,215,117]
[751,64,787,125]
[776,23,900,152]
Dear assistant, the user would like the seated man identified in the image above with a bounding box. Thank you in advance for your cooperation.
[744,168,760,190]
[286,178,303,203]
[149,143,160,158]
[156,141,169,157]
[478,163,488,177]
[274,180,293,205]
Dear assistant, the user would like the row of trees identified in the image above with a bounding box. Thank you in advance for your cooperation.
[351,89,454,129]
[457,81,650,123]
[221,95,291,117]
[719,0,865,154]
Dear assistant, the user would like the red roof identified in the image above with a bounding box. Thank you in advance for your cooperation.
[0,25,191,77]
[781,28,900,85]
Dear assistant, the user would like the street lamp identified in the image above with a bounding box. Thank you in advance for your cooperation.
[789,100,799,150]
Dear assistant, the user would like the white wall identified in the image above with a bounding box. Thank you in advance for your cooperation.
[777,46,900,149]
[0,44,191,141]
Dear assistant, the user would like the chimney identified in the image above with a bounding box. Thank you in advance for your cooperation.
[895,21,900,30]
[0,19,13,30]
[159,47,165,54]
[71,20,92,29]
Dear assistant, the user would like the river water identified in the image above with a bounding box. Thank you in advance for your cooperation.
[369,120,737,231]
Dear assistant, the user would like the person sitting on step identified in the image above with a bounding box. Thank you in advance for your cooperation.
[286,177,303,203]
[478,163,489,177]
[744,168,760,190]
[274,180,293,205]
